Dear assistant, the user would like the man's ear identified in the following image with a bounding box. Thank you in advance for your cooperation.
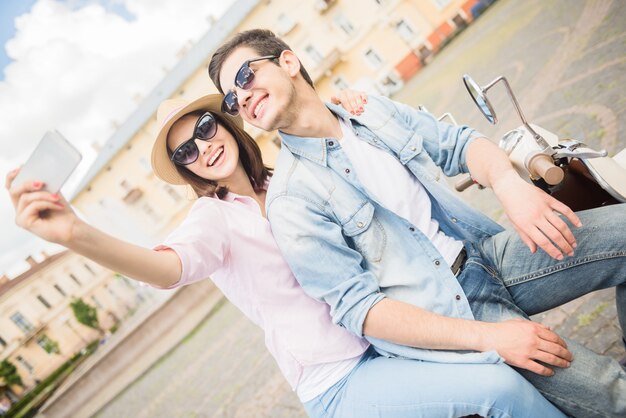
[279,50,301,78]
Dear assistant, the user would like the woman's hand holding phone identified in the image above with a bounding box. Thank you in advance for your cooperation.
[6,168,79,245]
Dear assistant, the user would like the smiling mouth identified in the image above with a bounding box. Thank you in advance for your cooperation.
[208,147,224,167]
[252,96,268,119]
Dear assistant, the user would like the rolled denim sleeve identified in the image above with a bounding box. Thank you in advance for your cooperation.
[381,96,485,175]
[268,194,386,337]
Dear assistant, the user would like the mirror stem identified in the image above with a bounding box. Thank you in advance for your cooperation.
[483,76,552,153]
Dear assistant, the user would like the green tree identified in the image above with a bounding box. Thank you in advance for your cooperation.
[70,298,100,332]
[37,335,61,354]
[0,359,23,387]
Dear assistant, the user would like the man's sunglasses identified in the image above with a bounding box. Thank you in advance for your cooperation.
[170,112,218,166]
[221,55,278,116]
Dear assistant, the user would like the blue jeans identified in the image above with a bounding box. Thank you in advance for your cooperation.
[471,204,626,418]
[303,347,566,418]
[305,205,625,418]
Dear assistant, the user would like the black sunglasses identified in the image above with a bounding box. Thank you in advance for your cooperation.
[170,112,218,166]
[221,55,278,116]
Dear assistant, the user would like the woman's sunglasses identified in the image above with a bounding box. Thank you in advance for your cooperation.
[221,55,278,116]
[170,112,218,166]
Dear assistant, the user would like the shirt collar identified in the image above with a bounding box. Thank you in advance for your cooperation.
[278,102,357,166]
[221,178,270,204]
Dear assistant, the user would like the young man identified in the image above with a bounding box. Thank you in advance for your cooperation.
[209,29,626,417]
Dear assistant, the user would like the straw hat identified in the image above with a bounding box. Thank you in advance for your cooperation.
[150,94,244,185]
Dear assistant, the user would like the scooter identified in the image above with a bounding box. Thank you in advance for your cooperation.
[455,74,626,212]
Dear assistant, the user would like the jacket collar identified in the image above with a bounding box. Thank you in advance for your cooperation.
[278,102,357,166]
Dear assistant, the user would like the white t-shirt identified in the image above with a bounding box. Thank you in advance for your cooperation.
[338,118,463,267]
[297,119,465,401]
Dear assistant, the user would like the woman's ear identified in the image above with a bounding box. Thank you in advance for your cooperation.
[279,50,301,78]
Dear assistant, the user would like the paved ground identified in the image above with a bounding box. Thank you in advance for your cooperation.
[95,1,625,417]
[394,0,625,364]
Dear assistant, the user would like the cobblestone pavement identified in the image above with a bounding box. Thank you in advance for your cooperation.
[95,1,624,416]
[393,0,625,364]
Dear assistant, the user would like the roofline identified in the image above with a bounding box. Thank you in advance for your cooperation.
[0,251,70,300]
[70,0,261,198]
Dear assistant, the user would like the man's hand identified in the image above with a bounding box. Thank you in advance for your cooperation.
[466,138,582,260]
[480,319,572,376]
[492,171,582,260]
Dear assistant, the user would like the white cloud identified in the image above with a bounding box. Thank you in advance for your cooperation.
[0,0,234,276]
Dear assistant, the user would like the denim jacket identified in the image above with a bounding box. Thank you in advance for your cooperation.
[267,95,504,363]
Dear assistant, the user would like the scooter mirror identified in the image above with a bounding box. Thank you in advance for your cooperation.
[463,74,497,124]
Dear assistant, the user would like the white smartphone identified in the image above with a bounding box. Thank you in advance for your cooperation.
[13,130,82,193]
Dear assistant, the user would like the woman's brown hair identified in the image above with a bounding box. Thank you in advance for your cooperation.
[167,110,272,199]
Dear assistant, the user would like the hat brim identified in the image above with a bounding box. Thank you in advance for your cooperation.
[151,94,244,185]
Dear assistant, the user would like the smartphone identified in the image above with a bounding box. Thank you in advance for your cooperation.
[13,130,82,193]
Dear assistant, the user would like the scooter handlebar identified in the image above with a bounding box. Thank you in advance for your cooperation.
[455,175,476,192]
[528,154,564,185]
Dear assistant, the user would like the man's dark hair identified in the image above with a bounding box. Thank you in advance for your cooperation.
[209,29,314,93]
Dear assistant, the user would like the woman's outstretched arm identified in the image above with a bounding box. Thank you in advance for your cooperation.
[6,168,181,288]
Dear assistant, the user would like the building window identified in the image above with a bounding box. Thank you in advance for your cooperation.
[54,284,66,297]
[418,44,432,61]
[395,19,416,42]
[120,179,131,191]
[432,0,451,9]
[91,295,104,309]
[315,0,337,12]
[106,287,118,300]
[36,335,60,354]
[0,335,6,347]
[139,157,152,174]
[163,185,182,202]
[334,14,354,35]
[305,45,324,65]
[10,312,34,334]
[123,187,144,204]
[70,274,81,286]
[142,203,162,223]
[378,73,403,95]
[84,263,95,276]
[276,13,297,35]
[364,48,384,69]
[16,355,34,374]
[37,295,52,309]
[332,76,349,91]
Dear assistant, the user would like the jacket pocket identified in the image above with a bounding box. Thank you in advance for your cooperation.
[341,202,386,263]
[398,133,424,164]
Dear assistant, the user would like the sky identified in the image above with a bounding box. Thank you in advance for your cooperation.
[0,0,234,277]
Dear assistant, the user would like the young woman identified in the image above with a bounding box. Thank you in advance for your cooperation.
[7,94,565,418]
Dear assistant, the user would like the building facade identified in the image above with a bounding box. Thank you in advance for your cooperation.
[0,252,144,399]
[0,0,488,407]
[71,0,484,227]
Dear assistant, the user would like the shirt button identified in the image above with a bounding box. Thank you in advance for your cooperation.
[409,226,415,232]
[451,218,457,223]
[455,295,461,301]
[410,146,417,151]
[328,141,334,146]
[434,260,440,266]
[357,222,364,228]
[345,168,350,174]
